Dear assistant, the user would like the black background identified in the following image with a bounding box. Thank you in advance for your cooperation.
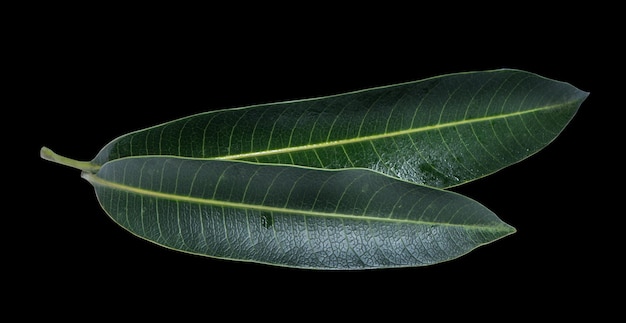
[18,6,618,319]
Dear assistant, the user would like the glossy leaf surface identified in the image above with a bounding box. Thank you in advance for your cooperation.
[92,69,587,188]
[82,156,515,269]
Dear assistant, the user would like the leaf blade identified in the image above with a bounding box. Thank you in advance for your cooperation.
[84,157,515,269]
[92,69,587,188]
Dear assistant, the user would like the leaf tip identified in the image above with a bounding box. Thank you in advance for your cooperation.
[499,225,517,244]
[582,90,591,100]
[492,221,517,240]
[506,224,517,235]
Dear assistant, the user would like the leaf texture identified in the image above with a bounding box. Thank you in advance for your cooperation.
[83,157,515,269]
[92,69,588,188]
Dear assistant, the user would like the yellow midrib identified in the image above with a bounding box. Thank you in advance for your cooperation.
[214,103,572,161]
[82,171,509,231]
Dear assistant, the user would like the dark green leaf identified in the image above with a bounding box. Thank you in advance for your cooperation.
[81,156,515,269]
[41,68,586,268]
[92,69,587,188]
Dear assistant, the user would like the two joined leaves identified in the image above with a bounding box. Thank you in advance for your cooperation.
[41,69,588,269]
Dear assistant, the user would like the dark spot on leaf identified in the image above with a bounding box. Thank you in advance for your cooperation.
[261,212,273,228]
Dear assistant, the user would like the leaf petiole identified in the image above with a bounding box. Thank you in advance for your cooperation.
[40,147,101,173]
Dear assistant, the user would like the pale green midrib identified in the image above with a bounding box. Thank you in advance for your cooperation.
[82,171,509,232]
[213,101,577,161]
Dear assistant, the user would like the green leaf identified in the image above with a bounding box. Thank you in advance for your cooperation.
[40,68,586,268]
[91,69,587,188]
[80,156,515,270]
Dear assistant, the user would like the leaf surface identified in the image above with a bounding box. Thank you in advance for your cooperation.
[92,69,587,188]
[82,156,515,269]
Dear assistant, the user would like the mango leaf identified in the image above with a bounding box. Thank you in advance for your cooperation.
[40,69,586,268]
[42,149,515,269]
[90,69,587,188]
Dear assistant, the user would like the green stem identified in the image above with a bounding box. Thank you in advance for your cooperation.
[40,146,101,173]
